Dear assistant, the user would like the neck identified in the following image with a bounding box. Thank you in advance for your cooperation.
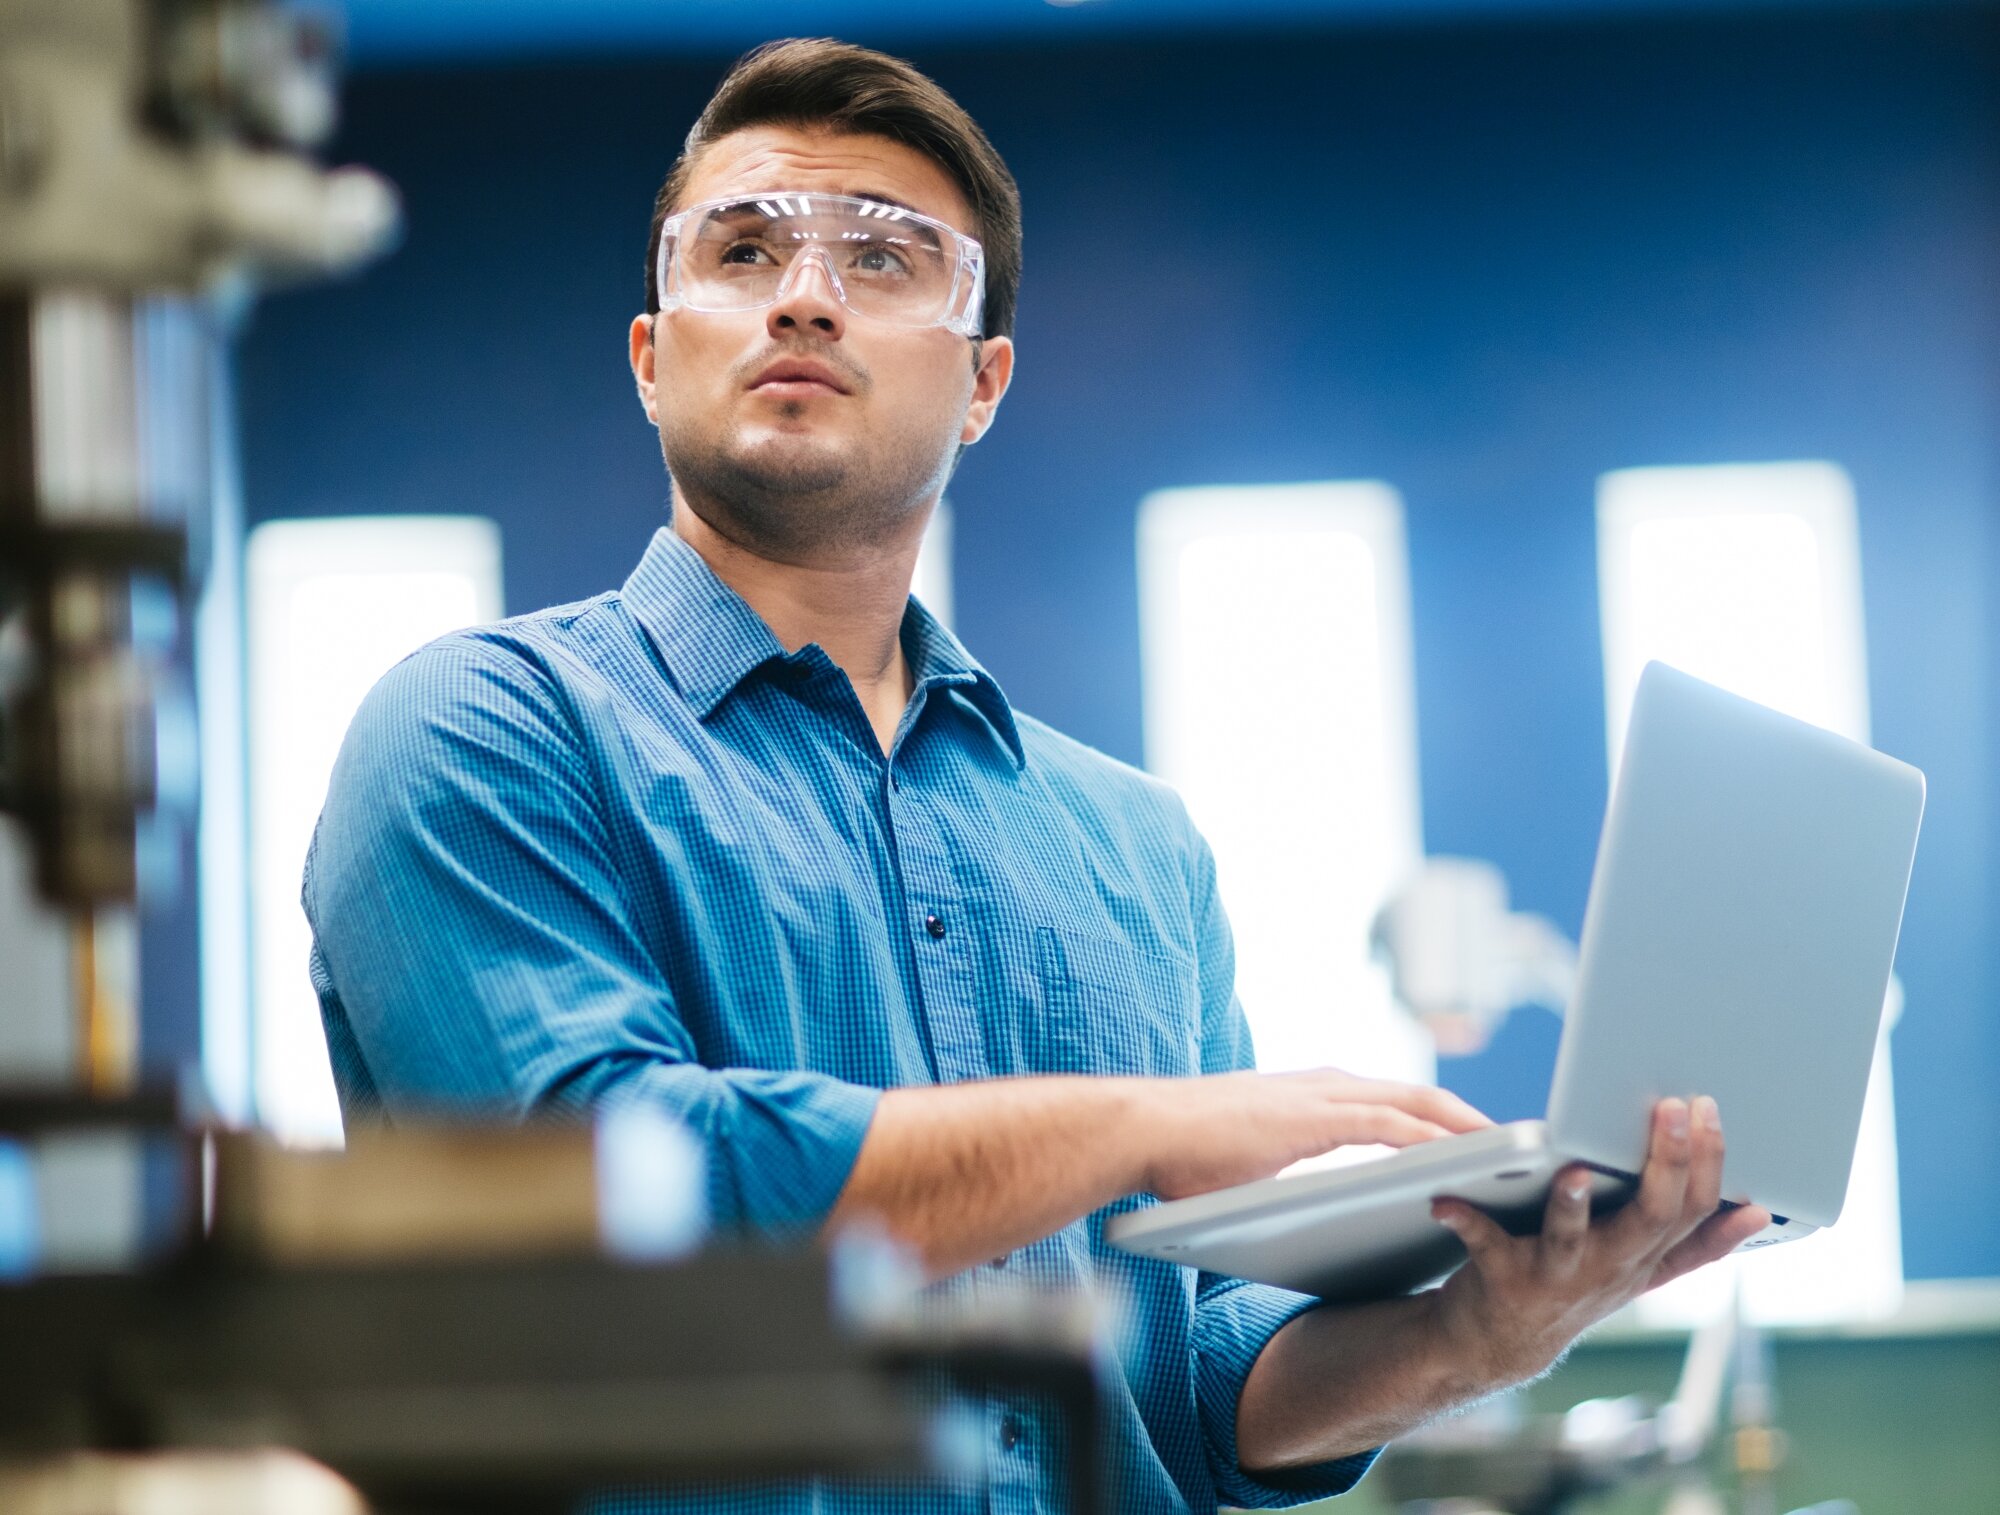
[670,489,925,746]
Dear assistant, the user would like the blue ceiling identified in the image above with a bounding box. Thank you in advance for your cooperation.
[337,0,1935,67]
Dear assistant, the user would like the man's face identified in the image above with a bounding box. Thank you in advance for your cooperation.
[630,125,1013,565]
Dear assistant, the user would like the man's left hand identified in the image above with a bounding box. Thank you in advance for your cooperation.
[1428,1095,1772,1388]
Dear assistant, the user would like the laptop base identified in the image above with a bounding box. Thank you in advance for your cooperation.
[1107,1121,1815,1304]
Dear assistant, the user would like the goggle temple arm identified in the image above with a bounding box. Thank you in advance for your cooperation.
[655,212,684,314]
[954,242,987,340]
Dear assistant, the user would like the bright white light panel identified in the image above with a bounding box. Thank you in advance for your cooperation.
[912,499,953,630]
[1138,482,1432,1087]
[1597,461,1902,1327]
[1598,461,1870,764]
[245,517,502,1147]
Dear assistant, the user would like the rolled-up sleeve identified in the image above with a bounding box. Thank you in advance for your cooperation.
[1186,824,1382,1505]
[1193,1274,1378,1507]
[304,634,879,1240]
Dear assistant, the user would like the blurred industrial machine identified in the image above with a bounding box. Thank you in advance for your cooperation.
[0,3,1105,1510]
[1371,857,1577,1060]
[1373,1284,1786,1515]
[0,0,399,1089]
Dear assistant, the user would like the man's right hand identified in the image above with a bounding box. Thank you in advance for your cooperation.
[831,1067,1491,1278]
[1133,1069,1494,1202]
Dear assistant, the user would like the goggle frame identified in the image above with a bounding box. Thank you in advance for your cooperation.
[655,191,988,339]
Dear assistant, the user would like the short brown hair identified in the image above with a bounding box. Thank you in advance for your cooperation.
[644,38,1022,341]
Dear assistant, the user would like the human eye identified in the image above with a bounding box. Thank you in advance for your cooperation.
[717,239,776,267]
[852,245,911,276]
[841,236,930,283]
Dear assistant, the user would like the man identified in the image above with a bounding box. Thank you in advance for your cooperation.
[305,37,1768,1513]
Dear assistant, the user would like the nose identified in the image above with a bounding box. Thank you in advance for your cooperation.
[767,245,846,341]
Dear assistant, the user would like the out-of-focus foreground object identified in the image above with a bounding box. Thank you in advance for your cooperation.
[0,1449,367,1515]
[0,1097,1110,1511]
[0,0,398,1094]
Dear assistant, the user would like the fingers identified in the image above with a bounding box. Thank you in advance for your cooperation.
[1326,1106,1456,1150]
[1650,1204,1773,1290]
[1639,1094,1728,1252]
[1538,1165,1594,1278]
[1425,1096,1749,1309]
[1683,1095,1726,1222]
[1431,1197,1510,1264]
[1399,1082,1495,1134]
[1300,1070,1493,1134]
[1611,1097,1695,1248]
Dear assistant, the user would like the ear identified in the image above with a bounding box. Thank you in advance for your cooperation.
[959,335,1014,447]
[629,313,659,425]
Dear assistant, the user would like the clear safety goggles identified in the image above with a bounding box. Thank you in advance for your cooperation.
[655,192,987,339]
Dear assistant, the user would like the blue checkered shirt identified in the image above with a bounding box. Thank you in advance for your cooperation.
[304,526,1377,1513]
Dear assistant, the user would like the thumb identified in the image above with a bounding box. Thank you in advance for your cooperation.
[1432,1197,1509,1262]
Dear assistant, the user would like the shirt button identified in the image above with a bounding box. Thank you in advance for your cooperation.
[923,912,947,939]
[999,1414,1024,1451]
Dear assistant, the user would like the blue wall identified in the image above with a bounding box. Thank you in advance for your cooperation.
[238,8,2000,1277]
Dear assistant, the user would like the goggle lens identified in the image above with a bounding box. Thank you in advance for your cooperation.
[661,195,984,337]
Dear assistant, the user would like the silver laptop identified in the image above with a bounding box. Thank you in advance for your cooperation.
[1107,662,1926,1303]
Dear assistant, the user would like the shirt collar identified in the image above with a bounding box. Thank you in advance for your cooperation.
[622,526,1026,771]
[900,587,1027,771]
[622,527,790,717]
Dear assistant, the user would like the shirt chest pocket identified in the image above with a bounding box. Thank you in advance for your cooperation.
[1032,926,1199,1077]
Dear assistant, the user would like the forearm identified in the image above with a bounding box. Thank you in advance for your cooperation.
[827,1075,1151,1277]
[825,1068,1493,1280]
[1234,1291,1504,1472]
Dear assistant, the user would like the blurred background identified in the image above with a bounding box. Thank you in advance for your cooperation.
[6,0,1997,1510]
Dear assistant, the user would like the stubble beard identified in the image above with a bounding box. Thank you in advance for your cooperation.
[660,393,955,563]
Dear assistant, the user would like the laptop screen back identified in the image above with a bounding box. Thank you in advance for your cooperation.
[1545,662,1924,1226]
